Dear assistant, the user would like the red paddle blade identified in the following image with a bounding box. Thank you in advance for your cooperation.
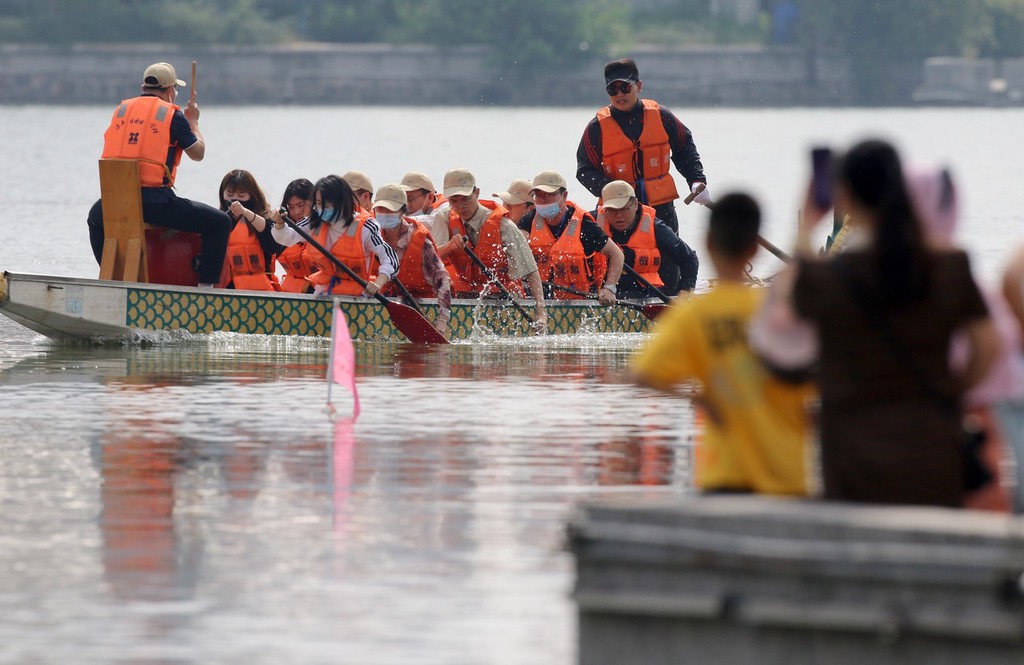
[384,300,449,344]
[642,303,668,320]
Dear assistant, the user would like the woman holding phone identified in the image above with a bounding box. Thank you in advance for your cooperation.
[771,140,1000,507]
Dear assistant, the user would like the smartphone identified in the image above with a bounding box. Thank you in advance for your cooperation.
[810,147,834,210]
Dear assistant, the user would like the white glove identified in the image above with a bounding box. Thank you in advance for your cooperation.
[691,182,712,207]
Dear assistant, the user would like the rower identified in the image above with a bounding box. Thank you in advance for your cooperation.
[371,183,452,336]
[428,167,548,332]
[596,180,700,297]
[492,179,535,225]
[517,170,623,306]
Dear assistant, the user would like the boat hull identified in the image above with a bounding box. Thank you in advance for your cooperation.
[0,271,656,342]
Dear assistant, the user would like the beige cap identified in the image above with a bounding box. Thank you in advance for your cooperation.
[443,167,477,197]
[400,171,435,193]
[373,183,408,212]
[492,179,533,206]
[342,170,374,194]
[601,180,636,209]
[143,62,186,88]
[530,170,567,194]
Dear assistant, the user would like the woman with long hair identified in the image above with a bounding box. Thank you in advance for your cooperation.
[788,139,999,506]
[267,178,315,293]
[217,169,282,291]
[270,175,398,297]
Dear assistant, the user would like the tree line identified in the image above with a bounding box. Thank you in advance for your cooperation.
[4,0,1024,102]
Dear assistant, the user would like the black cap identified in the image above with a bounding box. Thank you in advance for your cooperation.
[604,58,639,86]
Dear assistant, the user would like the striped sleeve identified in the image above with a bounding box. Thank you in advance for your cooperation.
[361,218,400,278]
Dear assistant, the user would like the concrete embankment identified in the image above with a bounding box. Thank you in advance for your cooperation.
[570,496,1024,664]
[0,43,859,106]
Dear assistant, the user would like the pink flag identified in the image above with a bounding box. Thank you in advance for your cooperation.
[327,302,360,418]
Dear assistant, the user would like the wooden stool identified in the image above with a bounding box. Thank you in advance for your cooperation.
[97,159,201,286]
[98,158,149,282]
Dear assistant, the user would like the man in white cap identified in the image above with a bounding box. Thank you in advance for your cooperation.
[400,171,445,217]
[492,179,534,224]
[342,170,374,214]
[576,57,712,235]
[596,180,699,297]
[370,183,451,334]
[518,170,623,306]
[87,61,230,287]
[429,167,547,331]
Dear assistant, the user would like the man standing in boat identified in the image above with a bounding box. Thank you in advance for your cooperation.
[87,62,230,287]
[576,58,712,234]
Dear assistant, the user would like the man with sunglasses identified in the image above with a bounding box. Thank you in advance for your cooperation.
[576,58,712,235]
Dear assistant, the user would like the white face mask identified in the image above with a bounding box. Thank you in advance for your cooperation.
[376,212,403,229]
[535,201,562,220]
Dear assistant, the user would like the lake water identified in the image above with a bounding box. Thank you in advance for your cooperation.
[1,105,1023,663]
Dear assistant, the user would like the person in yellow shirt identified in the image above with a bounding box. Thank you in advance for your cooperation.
[633,192,813,496]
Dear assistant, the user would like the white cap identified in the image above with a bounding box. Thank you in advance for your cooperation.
[601,180,636,209]
[443,167,477,197]
[530,170,567,194]
[400,172,435,193]
[342,170,374,194]
[373,183,408,212]
[493,179,533,206]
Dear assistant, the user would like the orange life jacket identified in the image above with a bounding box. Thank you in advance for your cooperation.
[221,220,279,291]
[527,203,596,299]
[383,220,436,298]
[597,204,664,287]
[445,200,524,297]
[101,95,182,188]
[597,99,679,207]
[302,216,371,296]
[277,242,311,293]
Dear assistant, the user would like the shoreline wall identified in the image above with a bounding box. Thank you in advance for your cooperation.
[0,43,864,107]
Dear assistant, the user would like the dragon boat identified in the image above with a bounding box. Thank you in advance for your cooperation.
[0,271,661,343]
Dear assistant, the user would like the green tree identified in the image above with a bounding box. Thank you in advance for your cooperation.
[389,0,626,78]
[971,0,1024,57]
[797,0,983,104]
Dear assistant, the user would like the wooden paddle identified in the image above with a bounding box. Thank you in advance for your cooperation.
[685,182,791,262]
[459,238,537,326]
[282,218,448,344]
[541,281,666,320]
[621,262,673,304]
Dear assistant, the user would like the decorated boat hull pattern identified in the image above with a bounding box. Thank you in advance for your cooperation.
[0,271,656,342]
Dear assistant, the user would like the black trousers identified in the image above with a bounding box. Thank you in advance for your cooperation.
[88,188,231,284]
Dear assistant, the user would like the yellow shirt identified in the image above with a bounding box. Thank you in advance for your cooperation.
[633,283,812,495]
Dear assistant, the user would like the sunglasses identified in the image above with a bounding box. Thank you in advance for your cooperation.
[605,81,633,96]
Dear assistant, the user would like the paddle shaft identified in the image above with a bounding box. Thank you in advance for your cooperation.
[282,218,403,309]
[541,281,655,316]
[459,238,536,324]
[756,235,792,263]
[621,262,672,304]
[684,182,791,263]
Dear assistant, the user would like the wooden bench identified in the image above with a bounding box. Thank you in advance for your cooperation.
[97,159,200,286]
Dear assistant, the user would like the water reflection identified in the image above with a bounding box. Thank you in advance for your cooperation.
[0,335,691,663]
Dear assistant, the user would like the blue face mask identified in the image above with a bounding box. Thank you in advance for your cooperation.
[535,201,562,220]
[318,206,337,223]
[376,212,403,229]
